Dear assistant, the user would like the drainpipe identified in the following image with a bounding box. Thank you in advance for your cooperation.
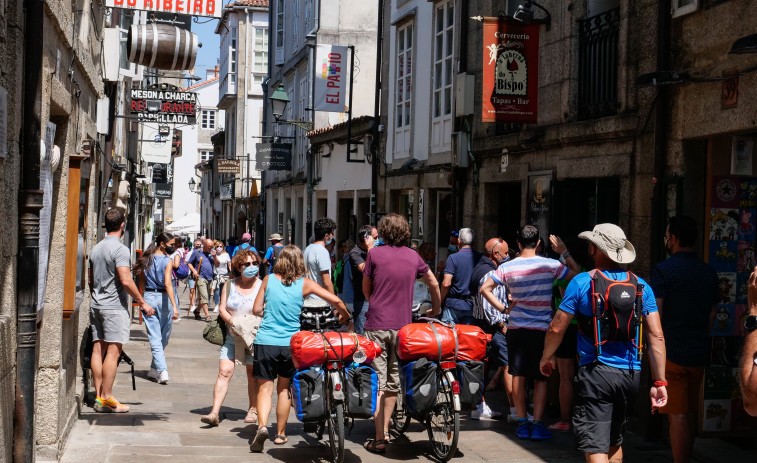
[306,0,320,243]
[15,0,44,460]
[651,0,671,272]
[371,0,384,227]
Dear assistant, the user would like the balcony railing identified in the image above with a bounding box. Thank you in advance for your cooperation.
[578,8,621,120]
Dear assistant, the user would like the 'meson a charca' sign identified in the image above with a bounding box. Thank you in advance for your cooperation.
[106,0,221,19]
[130,87,197,124]
[482,18,540,124]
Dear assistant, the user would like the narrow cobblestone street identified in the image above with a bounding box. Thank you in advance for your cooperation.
[52,293,749,463]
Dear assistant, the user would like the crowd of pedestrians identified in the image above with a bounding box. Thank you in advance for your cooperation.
[87,207,757,462]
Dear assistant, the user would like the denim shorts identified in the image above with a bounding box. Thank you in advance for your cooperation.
[187,278,196,289]
[220,331,254,364]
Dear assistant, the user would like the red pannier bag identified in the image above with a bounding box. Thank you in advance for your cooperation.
[290,331,382,369]
[397,322,490,362]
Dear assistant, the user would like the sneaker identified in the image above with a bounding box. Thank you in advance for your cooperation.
[147,368,159,381]
[547,421,571,432]
[212,306,219,313]
[250,426,269,452]
[530,421,553,440]
[158,370,170,384]
[95,396,129,413]
[471,402,502,420]
[515,420,531,439]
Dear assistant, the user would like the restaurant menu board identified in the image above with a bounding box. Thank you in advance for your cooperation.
[704,176,757,432]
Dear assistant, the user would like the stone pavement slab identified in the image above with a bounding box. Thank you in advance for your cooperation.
[58,293,750,462]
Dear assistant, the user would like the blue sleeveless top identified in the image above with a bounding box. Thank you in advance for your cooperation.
[145,254,171,290]
[254,276,304,347]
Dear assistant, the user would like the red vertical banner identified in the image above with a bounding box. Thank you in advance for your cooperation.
[482,18,540,124]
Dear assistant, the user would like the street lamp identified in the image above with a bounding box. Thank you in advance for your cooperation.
[188,177,200,194]
[513,1,552,31]
[268,84,314,131]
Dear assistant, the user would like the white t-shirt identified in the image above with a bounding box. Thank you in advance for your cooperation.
[215,252,231,277]
[303,243,331,301]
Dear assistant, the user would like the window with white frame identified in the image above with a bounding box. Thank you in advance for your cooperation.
[252,27,268,84]
[199,150,213,162]
[394,22,414,158]
[297,74,308,172]
[431,0,454,153]
[118,12,138,76]
[275,0,285,65]
[292,0,299,48]
[671,0,697,17]
[230,27,237,85]
[201,110,216,129]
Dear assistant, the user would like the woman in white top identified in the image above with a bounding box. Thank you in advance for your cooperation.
[168,237,184,322]
[201,249,263,426]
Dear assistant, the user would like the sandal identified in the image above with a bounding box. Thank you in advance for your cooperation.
[204,316,212,322]
[363,438,386,454]
[200,413,220,427]
[250,426,268,452]
[244,409,258,424]
[273,434,288,445]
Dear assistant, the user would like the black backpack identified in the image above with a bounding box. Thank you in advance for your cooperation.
[576,270,645,357]
[269,245,283,271]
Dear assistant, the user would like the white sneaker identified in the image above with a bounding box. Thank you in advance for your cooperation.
[190,305,197,313]
[507,409,533,423]
[158,370,170,384]
[147,368,159,381]
[471,402,502,420]
[212,307,219,313]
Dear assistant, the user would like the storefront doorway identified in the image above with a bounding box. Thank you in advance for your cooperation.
[552,177,620,251]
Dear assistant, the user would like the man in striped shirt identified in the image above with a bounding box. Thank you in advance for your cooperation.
[480,225,579,440]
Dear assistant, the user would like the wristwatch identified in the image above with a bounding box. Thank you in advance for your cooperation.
[744,315,757,333]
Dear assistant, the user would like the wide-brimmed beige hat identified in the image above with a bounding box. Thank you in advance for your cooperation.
[269,233,283,241]
[578,223,636,264]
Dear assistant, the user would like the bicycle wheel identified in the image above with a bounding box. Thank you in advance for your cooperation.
[327,399,345,463]
[391,395,412,435]
[425,385,459,461]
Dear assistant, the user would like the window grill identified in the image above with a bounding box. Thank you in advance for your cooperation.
[578,8,621,120]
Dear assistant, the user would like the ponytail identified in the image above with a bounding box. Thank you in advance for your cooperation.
[133,232,174,276]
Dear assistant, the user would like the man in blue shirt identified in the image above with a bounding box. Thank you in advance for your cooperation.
[262,233,284,274]
[650,216,718,463]
[187,239,216,321]
[233,232,258,257]
[441,228,481,325]
[540,223,668,462]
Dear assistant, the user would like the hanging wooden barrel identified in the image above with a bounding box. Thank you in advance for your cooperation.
[127,24,199,71]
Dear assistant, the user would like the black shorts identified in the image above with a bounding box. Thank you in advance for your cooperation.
[572,362,641,454]
[252,344,295,380]
[555,323,578,359]
[489,330,509,368]
[506,328,547,380]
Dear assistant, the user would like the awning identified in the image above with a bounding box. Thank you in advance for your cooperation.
[250,179,261,197]
[165,212,200,234]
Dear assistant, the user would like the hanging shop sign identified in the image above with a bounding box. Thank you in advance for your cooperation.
[149,162,168,182]
[105,0,221,19]
[130,85,197,124]
[313,44,349,113]
[255,143,292,171]
[216,159,241,174]
[155,183,172,198]
[220,182,233,200]
[482,18,540,124]
[141,126,172,163]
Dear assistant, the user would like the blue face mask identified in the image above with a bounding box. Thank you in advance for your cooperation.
[448,245,458,253]
[325,237,334,246]
[242,265,259,278]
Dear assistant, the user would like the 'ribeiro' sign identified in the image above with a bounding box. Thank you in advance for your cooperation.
[105,0,222,19]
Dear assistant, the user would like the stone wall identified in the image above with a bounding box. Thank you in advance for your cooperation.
[0,0,27,460]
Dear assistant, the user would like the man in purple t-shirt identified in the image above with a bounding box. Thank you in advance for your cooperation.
[362,214,441,453]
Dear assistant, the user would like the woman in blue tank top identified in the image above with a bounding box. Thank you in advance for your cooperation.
[249,245,351,452]
[134,232,179,384]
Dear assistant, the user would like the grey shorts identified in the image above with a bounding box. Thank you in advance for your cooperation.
[366,329,400,393]
[90,307,131,344]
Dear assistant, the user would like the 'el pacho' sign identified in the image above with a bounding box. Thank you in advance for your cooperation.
[482,18,540,124]
[130,86,197,124]
[105,0,221,19]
